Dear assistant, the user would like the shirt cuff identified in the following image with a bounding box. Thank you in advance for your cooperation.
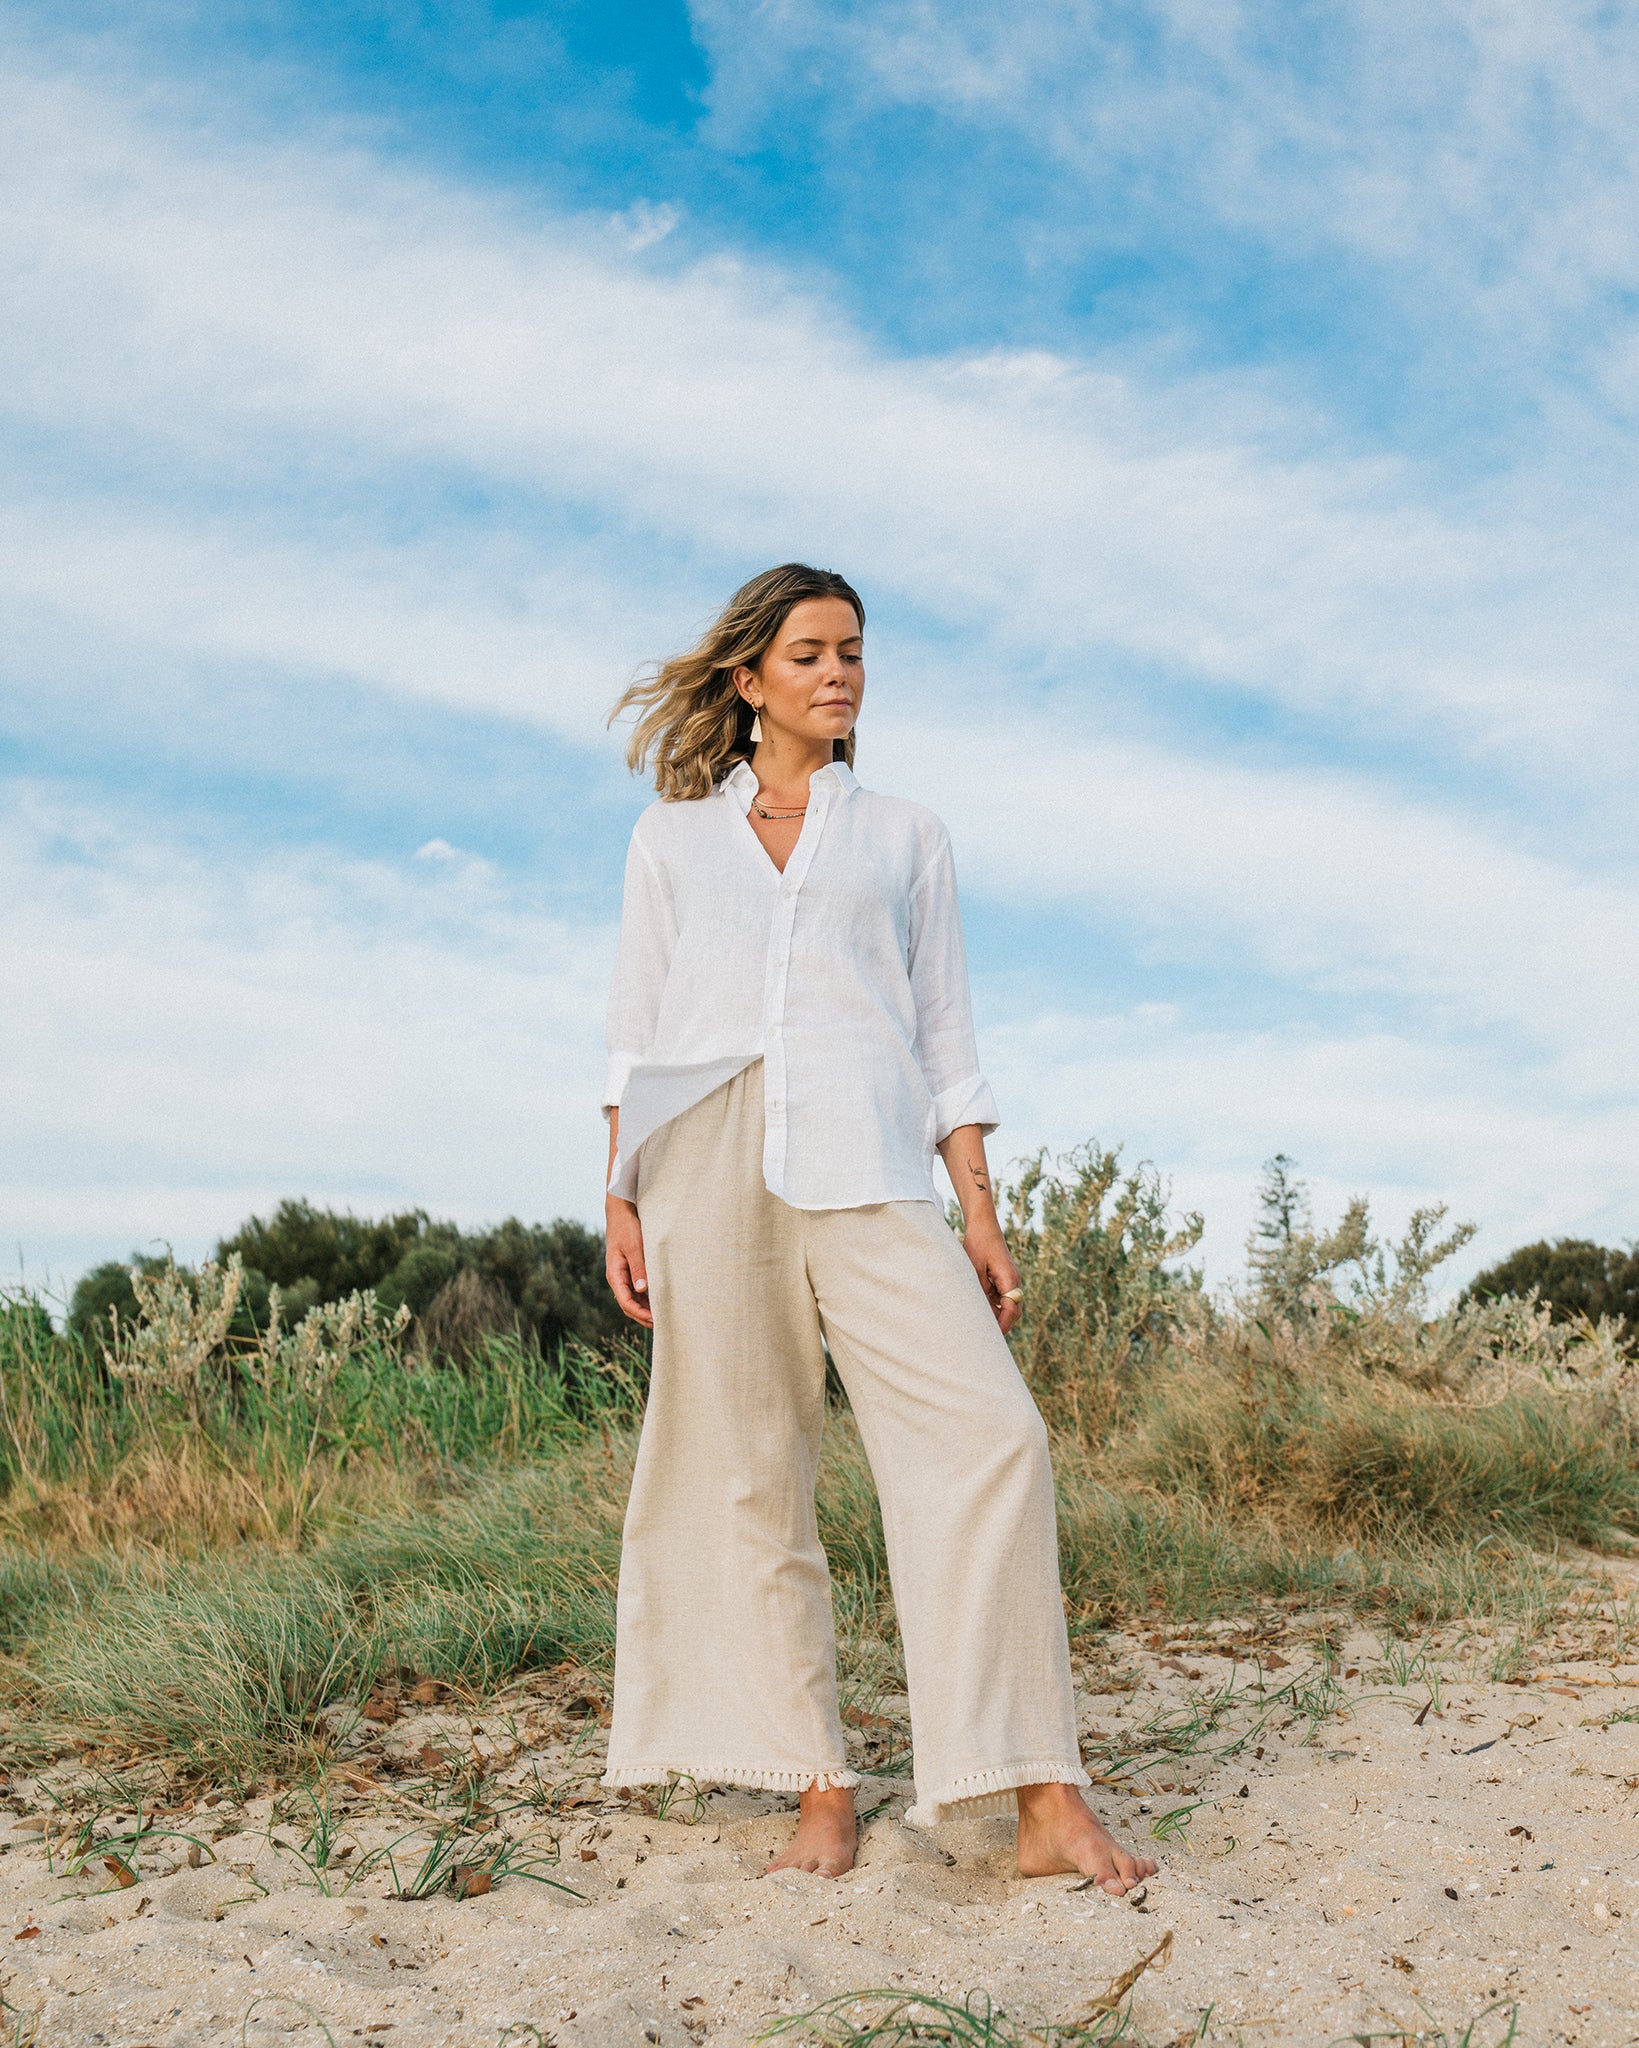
[929,1075,999,1144]
[603,1051,638,1116]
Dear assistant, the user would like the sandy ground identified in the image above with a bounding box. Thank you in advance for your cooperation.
[6,1614,1639,2048]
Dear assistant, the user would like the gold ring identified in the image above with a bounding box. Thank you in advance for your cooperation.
[1001,1286,1024,1303]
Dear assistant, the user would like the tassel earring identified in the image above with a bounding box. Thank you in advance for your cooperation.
[749,708,763,743]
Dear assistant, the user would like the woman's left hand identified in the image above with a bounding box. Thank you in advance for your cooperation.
[962,1219,1024,1336]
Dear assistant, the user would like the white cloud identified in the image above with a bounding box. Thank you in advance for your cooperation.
[691,0,1639,378]
[0,783,615,1290]
[872,716,1639,1076]
[2,54,1637,777]
[982,1002,1636,1291]
[0,28,1634,1288]
[0,497,674,732]
[612,199,682,252]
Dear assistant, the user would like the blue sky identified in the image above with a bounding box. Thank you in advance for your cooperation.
[4,0,1638,1294]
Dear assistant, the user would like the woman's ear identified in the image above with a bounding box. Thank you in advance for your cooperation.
[730,664,756,702]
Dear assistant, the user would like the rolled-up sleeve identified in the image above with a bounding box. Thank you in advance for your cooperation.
[604,830,676,1116]
[906,831,999,1142]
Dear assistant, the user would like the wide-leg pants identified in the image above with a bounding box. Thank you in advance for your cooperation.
[601,1062,1089,1826]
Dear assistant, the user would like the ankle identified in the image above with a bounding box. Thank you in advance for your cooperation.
[1015,1782,1086,1823]
[797,1784,856,1822]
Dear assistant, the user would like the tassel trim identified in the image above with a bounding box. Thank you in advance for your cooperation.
[602,1763,860,1795]
[904,1759,1091,1830]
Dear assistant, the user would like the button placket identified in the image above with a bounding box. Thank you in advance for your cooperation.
[758,775,833,1195]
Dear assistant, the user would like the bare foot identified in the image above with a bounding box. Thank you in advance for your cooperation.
[1015,1782,1158,1894]
[764,1784,857,1878]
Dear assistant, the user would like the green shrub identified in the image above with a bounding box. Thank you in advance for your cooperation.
[1001,1144,1202,1434]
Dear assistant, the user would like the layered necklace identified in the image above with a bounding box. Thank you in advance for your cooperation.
[751,793,807,821]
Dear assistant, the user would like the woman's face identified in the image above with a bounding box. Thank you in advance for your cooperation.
[735,596,864,747]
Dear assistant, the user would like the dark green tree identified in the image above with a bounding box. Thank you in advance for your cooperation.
[1466,1237,1639,1331]
[216,1201,432,1301]
[68,1254,171,1343]
[464,1217,624,1353]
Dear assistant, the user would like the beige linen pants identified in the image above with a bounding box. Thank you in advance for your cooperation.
[601,1062,1089,1826]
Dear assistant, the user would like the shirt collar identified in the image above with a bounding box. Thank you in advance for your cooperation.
[722,757,859,811]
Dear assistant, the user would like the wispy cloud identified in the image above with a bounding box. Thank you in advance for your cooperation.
[1,16,1634,1286]
[692,0,1639,397]
[6,56,1637,776]
[1,780,613,1288]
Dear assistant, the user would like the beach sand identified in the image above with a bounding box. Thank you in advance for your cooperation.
[5,1614,1639,2046]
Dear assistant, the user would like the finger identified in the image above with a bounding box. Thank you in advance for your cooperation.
[609,1257,654,1327]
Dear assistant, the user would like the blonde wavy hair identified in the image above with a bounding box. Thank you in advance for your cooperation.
[610,563,864,800]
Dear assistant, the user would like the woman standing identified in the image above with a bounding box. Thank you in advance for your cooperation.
[600,564,1155,1893]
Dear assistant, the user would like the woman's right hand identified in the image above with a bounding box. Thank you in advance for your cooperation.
[605,1197,653,1327]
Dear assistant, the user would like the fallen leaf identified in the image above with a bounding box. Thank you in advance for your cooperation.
[450,1865,492,1899]
[1158,1659,1201,1680]
[13,1924,39,1941]
[579,1846,598,1862]
[841,1704,894,1729]
[1390,1954,1415,1974]
[362,1696,400,1725]
[103,1854,138,1887]
[1548,1687,1582,1701]
[1508,1825,1534,1840]
[407,1679,445,1706]
[418,1745,453,1772]
[1262,1652,1289,1670]
[13,1817,47,1835]
[681,1997,706,2009]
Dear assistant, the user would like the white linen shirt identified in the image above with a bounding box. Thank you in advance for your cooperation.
[604,759,998,1209]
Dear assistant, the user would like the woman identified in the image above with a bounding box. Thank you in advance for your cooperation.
[600,563,1156,1894]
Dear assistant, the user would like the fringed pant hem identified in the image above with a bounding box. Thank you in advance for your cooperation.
[905,1759,1091,1829]
[601,1764,861,1795]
